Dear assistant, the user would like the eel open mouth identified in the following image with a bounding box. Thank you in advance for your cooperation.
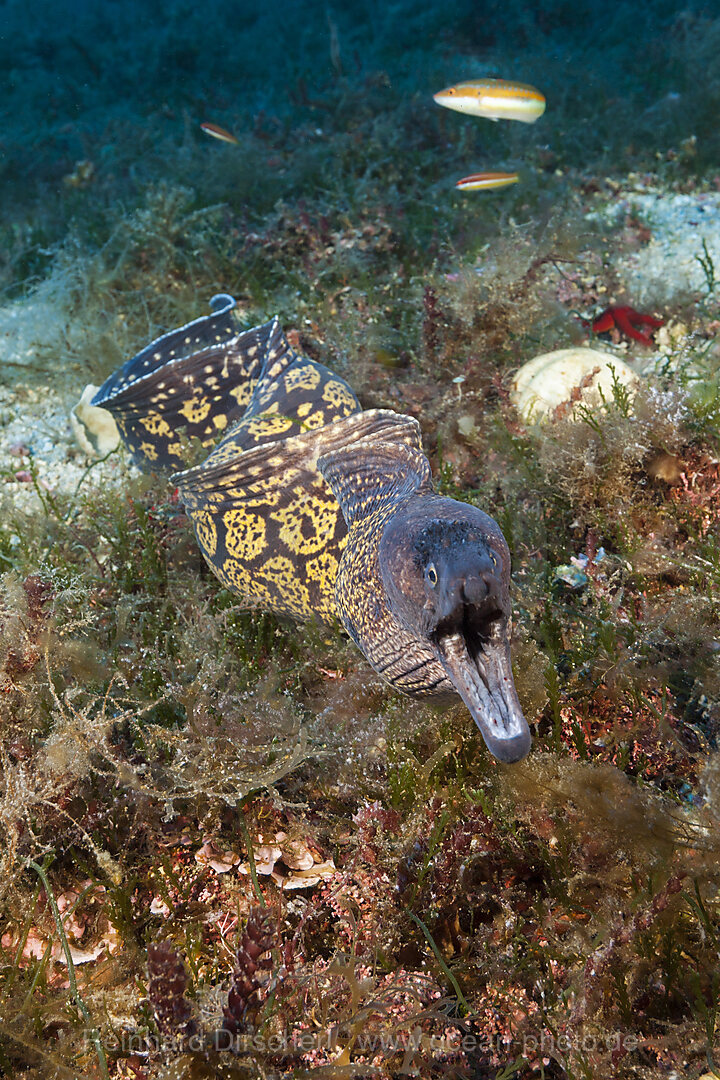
[431,609,531,764]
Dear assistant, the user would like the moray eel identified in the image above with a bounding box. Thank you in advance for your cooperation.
[91,296,531,762]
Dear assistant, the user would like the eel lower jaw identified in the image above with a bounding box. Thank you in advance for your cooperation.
[433,629,531,764]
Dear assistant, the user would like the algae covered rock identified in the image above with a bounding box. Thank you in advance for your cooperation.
[511,347,640,423]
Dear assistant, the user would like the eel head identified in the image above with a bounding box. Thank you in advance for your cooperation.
[379,501,531,764]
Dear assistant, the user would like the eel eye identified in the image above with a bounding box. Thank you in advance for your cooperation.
[490,552,498,569]
[426,563,438,588]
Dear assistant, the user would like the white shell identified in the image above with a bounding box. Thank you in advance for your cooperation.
[510,347,640,423]
[70,384,121,458]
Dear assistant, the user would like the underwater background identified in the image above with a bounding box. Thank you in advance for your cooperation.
[1,0,720,1077]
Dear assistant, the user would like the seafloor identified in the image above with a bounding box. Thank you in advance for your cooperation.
[0,2,719,1078]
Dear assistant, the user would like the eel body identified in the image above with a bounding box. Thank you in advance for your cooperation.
[89,296,531,762]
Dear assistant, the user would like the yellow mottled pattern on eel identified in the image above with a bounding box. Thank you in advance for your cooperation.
[91,299,288,471]
[223,506,267,562]
[204,346,360,467]
[172,329,365,622]
[174,409,420,624]
[100,295,418,626]
[183,470,349,621]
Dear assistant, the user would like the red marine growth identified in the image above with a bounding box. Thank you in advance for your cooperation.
[585,305,664,347]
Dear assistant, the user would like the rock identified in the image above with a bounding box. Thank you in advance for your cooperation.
[510,347,640,423]
[70,384,121,458]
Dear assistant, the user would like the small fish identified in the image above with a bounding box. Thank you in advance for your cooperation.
[456,171,519,191]
[200,121,239,145]
[433,79,546,123]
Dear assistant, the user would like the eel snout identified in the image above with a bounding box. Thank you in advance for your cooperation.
[432,613,531,763]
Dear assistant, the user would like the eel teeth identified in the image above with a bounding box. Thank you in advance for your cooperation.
[434,628,530,763]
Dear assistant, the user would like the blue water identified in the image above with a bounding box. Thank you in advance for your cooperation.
[0,0,716,204]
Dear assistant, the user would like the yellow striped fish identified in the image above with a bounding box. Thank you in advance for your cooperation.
[456,171,519,191]
[433,79,546,123]
[200,121,240,145]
